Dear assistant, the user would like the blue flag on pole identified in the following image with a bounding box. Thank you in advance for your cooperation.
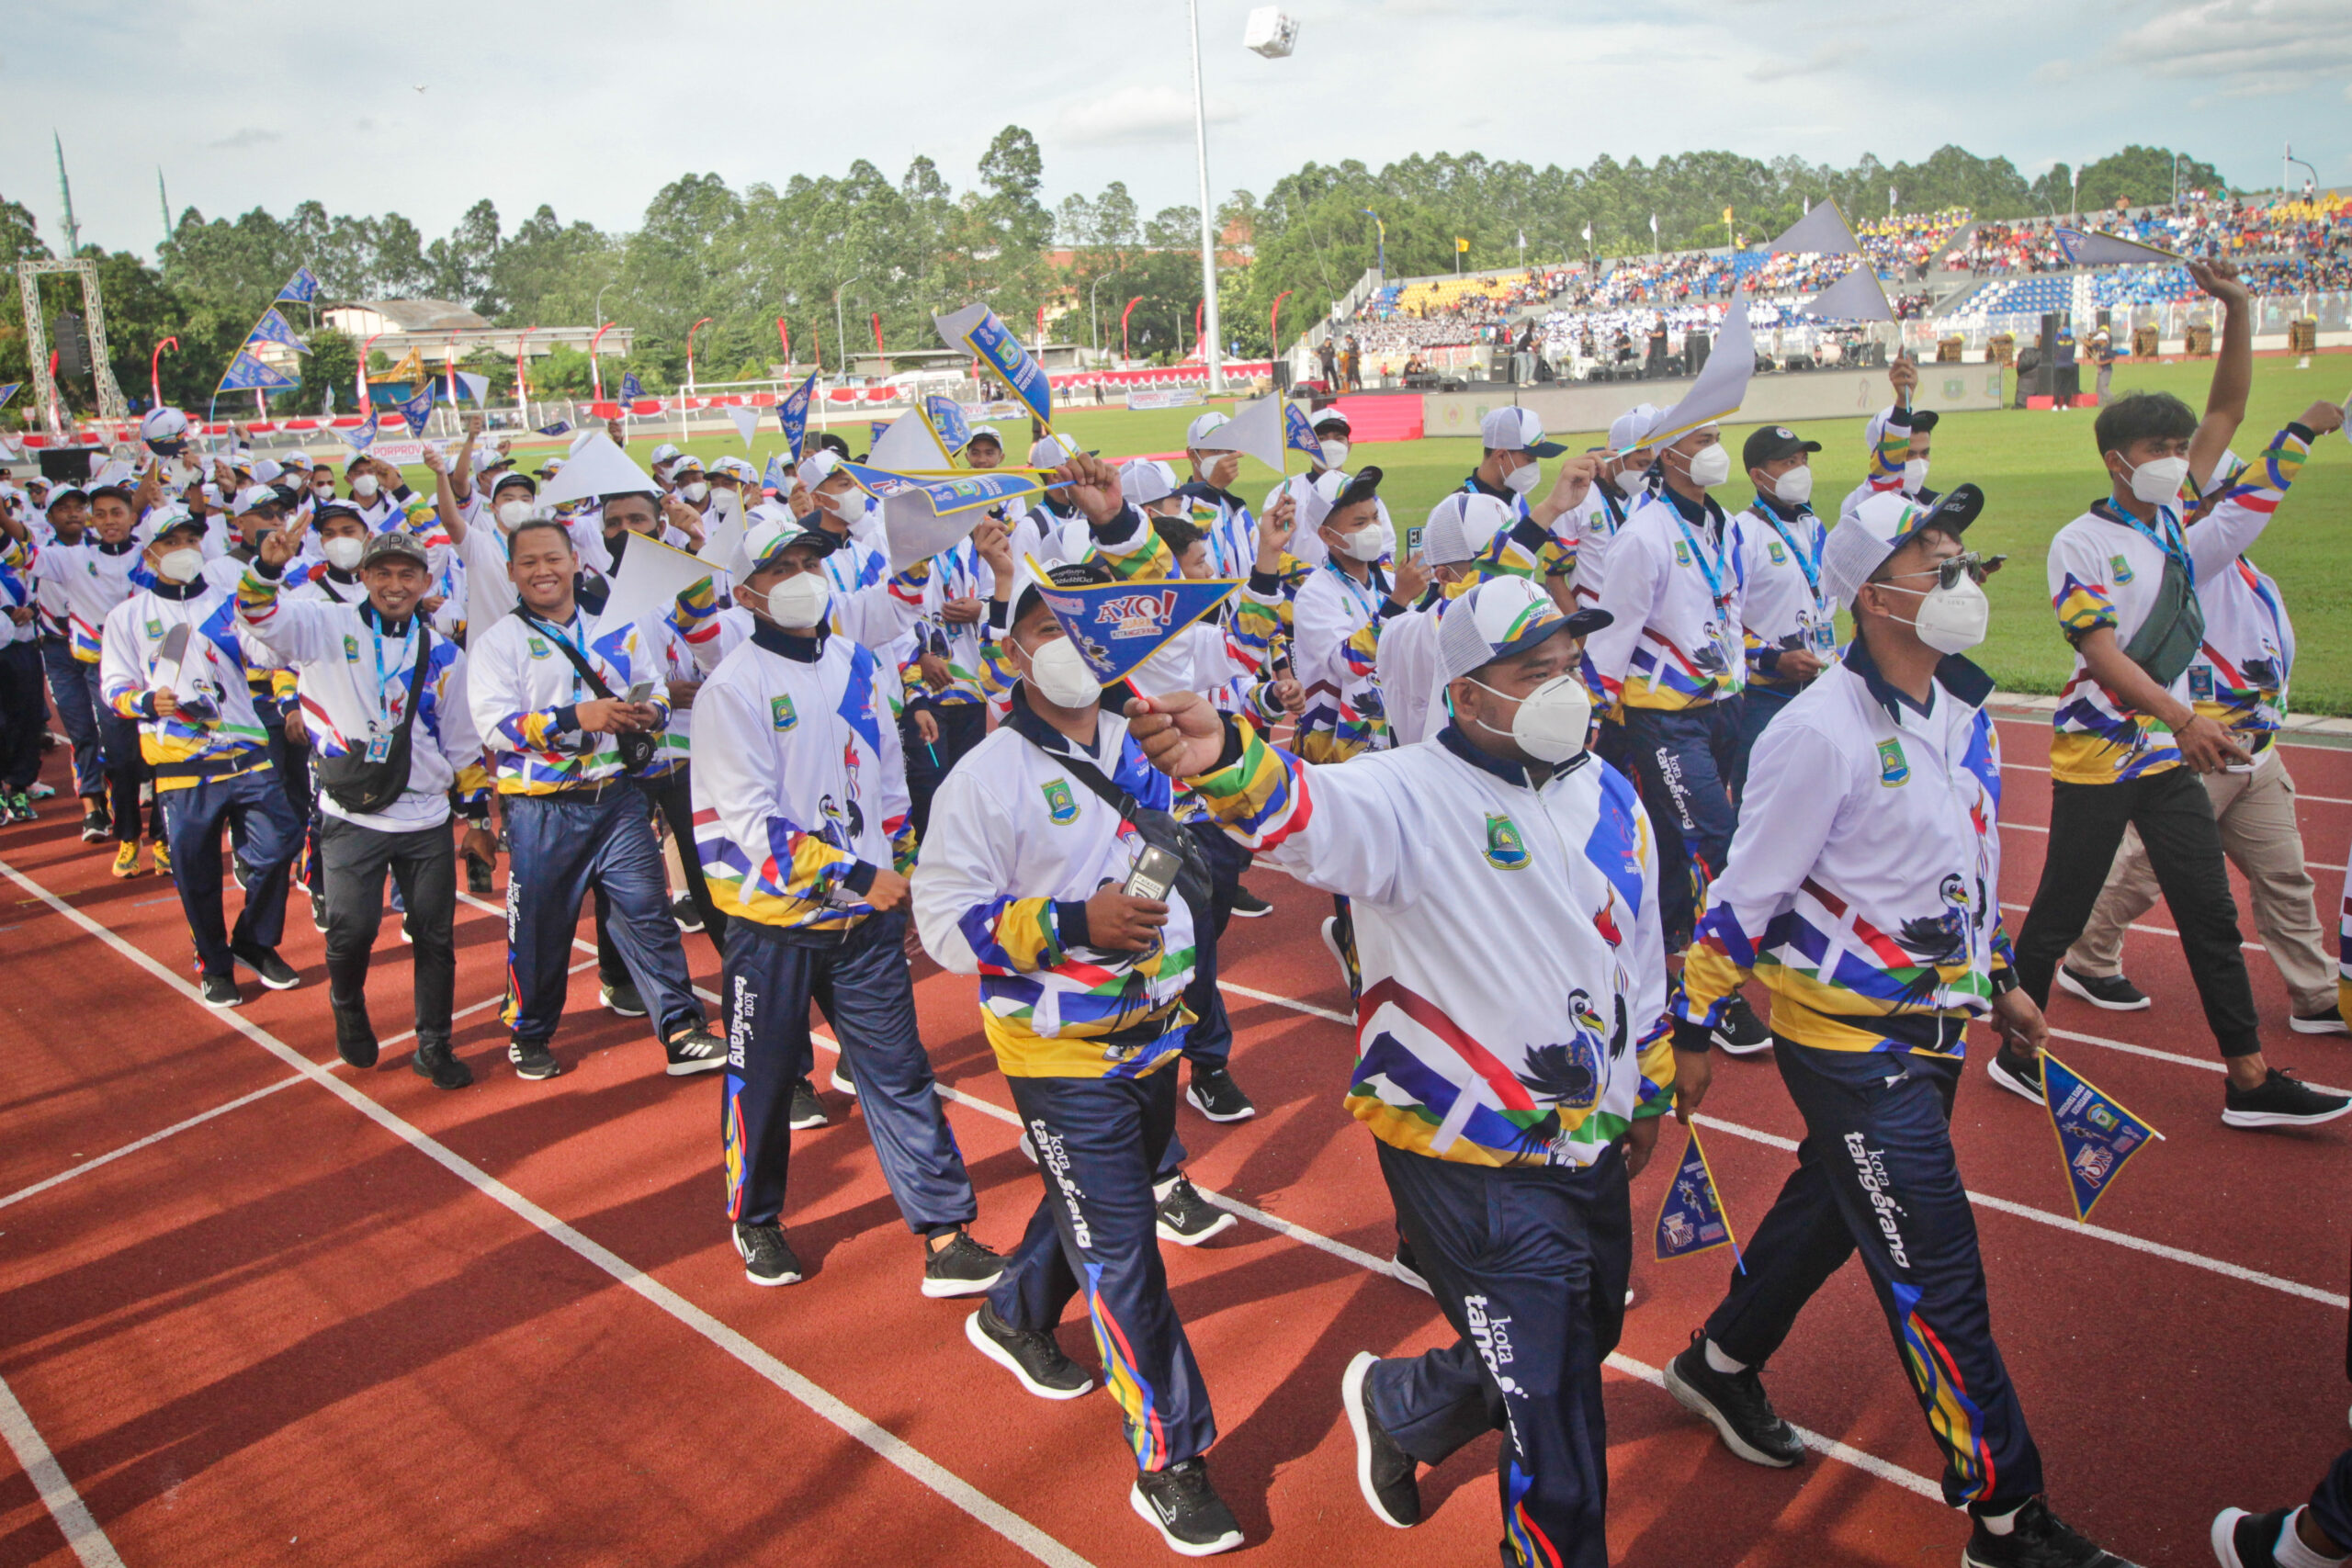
[0,381,17,412]
[776,372,818,462]
[923,395,972,455]
[1032,570,1242,686]
[934,303,1052,431]
[276,266,321,304]
[1655,1124,1742,1266]
[868,420,893,446]
[762,453,794,496]
[536,420,571,438]
[394,385,435,436]
[217,349,300,394]
[2042,1053,2162,1221]
[1283,402,1323,463]
[345,414,379,452]
[620,372,645,402]
[246,307,310,355]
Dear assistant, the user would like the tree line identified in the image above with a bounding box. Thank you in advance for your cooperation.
[1,135,2229,418]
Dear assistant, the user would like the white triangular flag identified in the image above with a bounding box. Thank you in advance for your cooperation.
[455,371,490,405]
[727,404,760,448]
[1766,199,1859,256]
[867,408,953,472]
[1634,302,1756,450]
[2053,228,2179,266]
[1798,264,1895,323]
[601,532,715,637]
[696,506,748,580]
[1190,392,1288,472]
[537,432,657,509]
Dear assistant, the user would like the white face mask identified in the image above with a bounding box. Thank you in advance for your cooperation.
[311,481,334,497]
[157,547,205,584]
[823,488,865,522]
[322,536,366,571]
[1903,457,1931,494]
[754,570,831,629]
[1770,466,1815,507]
[1681,443,1732,489]
[350,474,379,499]
[1330,517,1395,563]
[679,480,709,503]
[1880,574,1990,655]
[1017,631,1102,709]
[709,487,737,514]
[2120,453,2190,507]
[1501,457,1542,495]
[1318,438,1351,470]
[1467,672,1592,764]
[496,500,534,530]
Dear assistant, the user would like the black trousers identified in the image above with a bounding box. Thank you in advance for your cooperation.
[321,816,458,1045]
[901,700,988,846]
[595,769,724,980]
[2012,765,2260,1056]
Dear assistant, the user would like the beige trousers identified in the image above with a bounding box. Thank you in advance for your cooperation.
[2065,753,2335,1014]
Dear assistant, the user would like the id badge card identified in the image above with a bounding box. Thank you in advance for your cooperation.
[364,732,392,764]
[1811,618,1838,655]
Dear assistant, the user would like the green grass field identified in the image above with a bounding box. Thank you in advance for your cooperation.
[414,353,2352,711]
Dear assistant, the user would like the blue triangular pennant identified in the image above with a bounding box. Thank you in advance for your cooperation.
[2042,1053,2162,1221]
[1655,1123,1742,1267]
[935,303,1052,431]
[394,385,435,437]
[776,371,818,462]
[1031,570,1242,686]
[217,349,301,394]
[247,306,310,355]
[762,453,793,495]
[923,394,972,455]
[536,419,571,438]
[276,265,321,303]
[345,414,379,452]
[619,371,645,402]
[1284,402,1323,462]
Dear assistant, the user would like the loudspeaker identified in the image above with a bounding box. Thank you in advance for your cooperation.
[1683,331,1712,377]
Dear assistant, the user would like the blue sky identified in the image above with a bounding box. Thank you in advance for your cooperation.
[5,0,2346,255]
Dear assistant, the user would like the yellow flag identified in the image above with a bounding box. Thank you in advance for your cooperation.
[1724,206,1735,225]
[1455,236,1469,253]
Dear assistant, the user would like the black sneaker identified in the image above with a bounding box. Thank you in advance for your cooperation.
[232,941,300,991]
[2290,1004,2349,1036]
[829,1064,858,1097]
[600,978,647,1018]
[2210,1505,2295,1568]
[508,1037,563,1080]
[198,973,242,1009]
[965,1302,1091,1399]
[1962,1496,2140,1567]
[332,1004,379,1069]
[1713,995,1772,1056]
[412,1039,474,1090]
[1155,1174,1236,1247]
[1663,1334,1804,1468]
[1985,1046,2046,1106]
[1341,1350,1420,1528]
[922,1228,1006,1298]
[2222,1067,2352,1130]
[1186,1064,1256,1122]
[787,1077,828,1130]
[1390,1235,1430,1294]
[2057,967,2151,1011]
[662,1026,728,1077]
[1227,886,1272,919]
[232,852,254,888]
[79,807,111,843]
[671,893,704,933]
[466,854,495,896]
[1130,1457,1244,1557]
[734,1222,803,1287]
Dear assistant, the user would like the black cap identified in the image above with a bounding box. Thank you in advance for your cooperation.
[1331,465,1384,510]
[1911,409,1941,435]
[1741,425,1823,470]
[1914,481,1982,536]
[1563,607,1614,638]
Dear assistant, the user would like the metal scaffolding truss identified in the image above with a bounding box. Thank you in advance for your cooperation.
[17,258,130,430]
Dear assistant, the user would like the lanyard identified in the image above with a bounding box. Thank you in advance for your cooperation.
[526,611,591,697]
[366,611,418,730]
[2111,502,2194,577]
[1758,507,1824,601]
[1321,559,1385,628]
[1668,507,1731,611]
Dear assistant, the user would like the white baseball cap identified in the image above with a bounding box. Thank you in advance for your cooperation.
[1421,491,1519,568]
[1435,577,1578,682]
[1119,457,1179,507]
[741,515,839,572]
[1818,484,1983,609]
[1028,434,1078,468]
[231,483,280,516]
[1480,406,1565,457]
[967,423,1003,447]
[796,450,843,491]
[1608,403,1663,454]
[650,443,684,466]
[1185,411,1232,447]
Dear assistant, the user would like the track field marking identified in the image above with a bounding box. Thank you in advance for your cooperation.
[0,1370,125,1568]
[1993,899,2269,955]
[2,858,1099,1568]
[1997,817,2346,870]
[1996,759,2352,807]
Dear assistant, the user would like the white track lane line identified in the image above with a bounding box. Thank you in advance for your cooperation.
[0,1370,126,1568]
[1997,817,2346,872]
[1996,756,2352,807]
[2,858,1096,1568]
[1993,898,2268,955]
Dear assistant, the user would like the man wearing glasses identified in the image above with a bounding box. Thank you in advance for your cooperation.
[1663,489,2141,1568]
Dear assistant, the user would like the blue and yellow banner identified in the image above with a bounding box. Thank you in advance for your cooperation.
[346,414,379,452]
[762,453,793,497]
[776,372,817,462]
[394,385,435,436]
[535,420,571,438]
[935,303,1051,431]
[276,265,321,304]
[246,307,309,355]
[842,461,1040,516]
[2042,1053,2161,1221]
[218,349,300,394]
[1284,402,1323,463]
[620,371,645,402]
[0,381,18,412]
[924,395,972,455]
[1655,1124,1742,1266]
[1034,569,1241,685]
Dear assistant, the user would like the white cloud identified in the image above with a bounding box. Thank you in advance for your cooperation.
[1747,42,1865,83]
[2110,0,2352,94]
[208,127,281,151]
[1051,85,1239,146]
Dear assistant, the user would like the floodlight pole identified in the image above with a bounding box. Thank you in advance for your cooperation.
[1187,0,1225,393]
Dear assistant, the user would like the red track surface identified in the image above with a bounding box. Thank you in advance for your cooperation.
[3,722,2348,1568]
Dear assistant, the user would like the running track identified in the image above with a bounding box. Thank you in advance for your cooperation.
[2,718,2346,1568]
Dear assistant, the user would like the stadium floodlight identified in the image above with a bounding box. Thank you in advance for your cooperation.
[1244,7,1300,58]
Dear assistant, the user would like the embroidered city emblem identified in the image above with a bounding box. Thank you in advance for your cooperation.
[1876,738,1910,786]
[1043,778,1080,825]
[1484,812,1530,870]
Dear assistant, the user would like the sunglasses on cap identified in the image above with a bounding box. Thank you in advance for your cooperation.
[1883,550,2005,591]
